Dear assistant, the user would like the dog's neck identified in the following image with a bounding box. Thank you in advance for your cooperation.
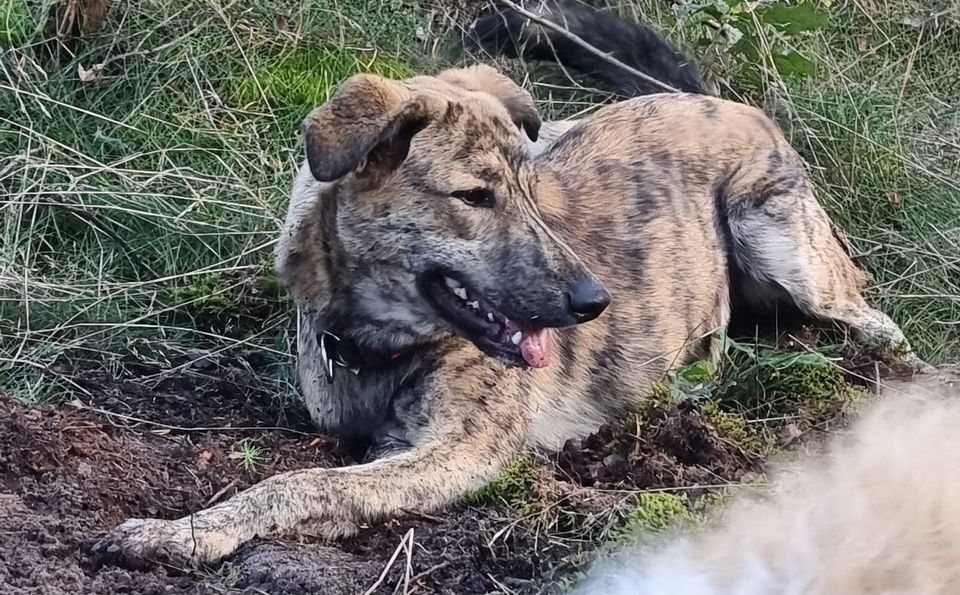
[311,282,426,382]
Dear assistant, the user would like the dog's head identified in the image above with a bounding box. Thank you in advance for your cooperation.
[289,65,609,369]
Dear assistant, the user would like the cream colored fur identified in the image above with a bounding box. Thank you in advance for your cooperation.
[575,371,960,595]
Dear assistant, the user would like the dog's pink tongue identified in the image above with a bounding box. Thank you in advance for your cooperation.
[520,328,552,368]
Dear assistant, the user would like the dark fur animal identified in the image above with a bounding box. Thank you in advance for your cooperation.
[92,1,924,566]
[469,0,709,96]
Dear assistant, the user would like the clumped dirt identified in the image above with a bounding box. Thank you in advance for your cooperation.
[0,355,772,595]
[557,400,759,491]
[0,357,354,595]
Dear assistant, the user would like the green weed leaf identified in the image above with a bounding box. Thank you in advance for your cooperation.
[759,4,829,35]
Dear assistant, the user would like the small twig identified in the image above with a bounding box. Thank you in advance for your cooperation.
[67,399,318,437]
[898,27,924,102]
[204,478,240,507]
[493,0,681,94]
[486,572,518,595]
[399,509,445,523]
[851,243,884,260]
[363,528,415,595]
[409,560,451,584]
[189,512,199,559]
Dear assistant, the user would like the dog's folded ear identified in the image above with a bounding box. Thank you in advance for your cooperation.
[437,65,541,142]
[301,74,440,183]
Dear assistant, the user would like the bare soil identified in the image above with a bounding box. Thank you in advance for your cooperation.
[0,352,761,594]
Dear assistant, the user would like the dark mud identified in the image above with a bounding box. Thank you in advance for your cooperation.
[556,400,759,491]
[0,352,761,594]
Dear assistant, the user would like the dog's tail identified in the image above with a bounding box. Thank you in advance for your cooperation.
[468,0,708,97]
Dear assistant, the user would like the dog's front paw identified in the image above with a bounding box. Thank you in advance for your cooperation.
[91,517,205,568]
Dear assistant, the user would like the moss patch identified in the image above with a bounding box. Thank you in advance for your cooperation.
[702,401,764,453]
[173,274,237,315]
[617,491,692,534]
[717,341,871,421]
[462,456,539,511]
[234,46,414,128]
[597,490,739,565]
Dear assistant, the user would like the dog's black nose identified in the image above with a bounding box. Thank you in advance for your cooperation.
[566,278,610,323]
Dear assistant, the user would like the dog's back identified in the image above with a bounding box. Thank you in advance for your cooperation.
[574,376,960,595]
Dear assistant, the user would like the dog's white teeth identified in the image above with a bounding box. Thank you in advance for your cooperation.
[487,312,495,322]
[511,331,523,345]
[453,287,468,300]
[444,276,462,289]
[467,301,479,310]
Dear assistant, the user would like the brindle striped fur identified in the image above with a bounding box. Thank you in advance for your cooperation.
[91,62,924,567]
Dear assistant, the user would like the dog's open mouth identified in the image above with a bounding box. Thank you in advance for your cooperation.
[421,273,552,368]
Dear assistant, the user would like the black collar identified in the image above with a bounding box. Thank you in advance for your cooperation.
[317,330,411,383]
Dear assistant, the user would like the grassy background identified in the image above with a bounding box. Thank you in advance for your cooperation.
[0,0,433,402]
[1,0,957,402]
[1,0,957,585]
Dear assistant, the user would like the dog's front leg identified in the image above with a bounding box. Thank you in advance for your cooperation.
[92,362,531,567]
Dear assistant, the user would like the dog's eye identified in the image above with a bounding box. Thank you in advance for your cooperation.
[451,188,494,208]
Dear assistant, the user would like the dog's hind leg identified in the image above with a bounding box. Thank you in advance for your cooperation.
[723,150,929,370]
[91,356,530,567]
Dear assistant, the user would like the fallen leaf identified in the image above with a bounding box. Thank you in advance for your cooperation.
[886,191,903,206]
[77,62,104,82]
[31,460,57,473]
[781,423,803,446]
[900,14,926,28]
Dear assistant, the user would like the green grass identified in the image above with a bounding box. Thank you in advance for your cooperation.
[767,7,960,362]
[234,46,414,130]
[0,0,34,46]
[0,0,436,401]
[2,0,956,584]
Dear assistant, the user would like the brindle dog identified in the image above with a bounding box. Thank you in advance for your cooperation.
[93,1,924,566]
